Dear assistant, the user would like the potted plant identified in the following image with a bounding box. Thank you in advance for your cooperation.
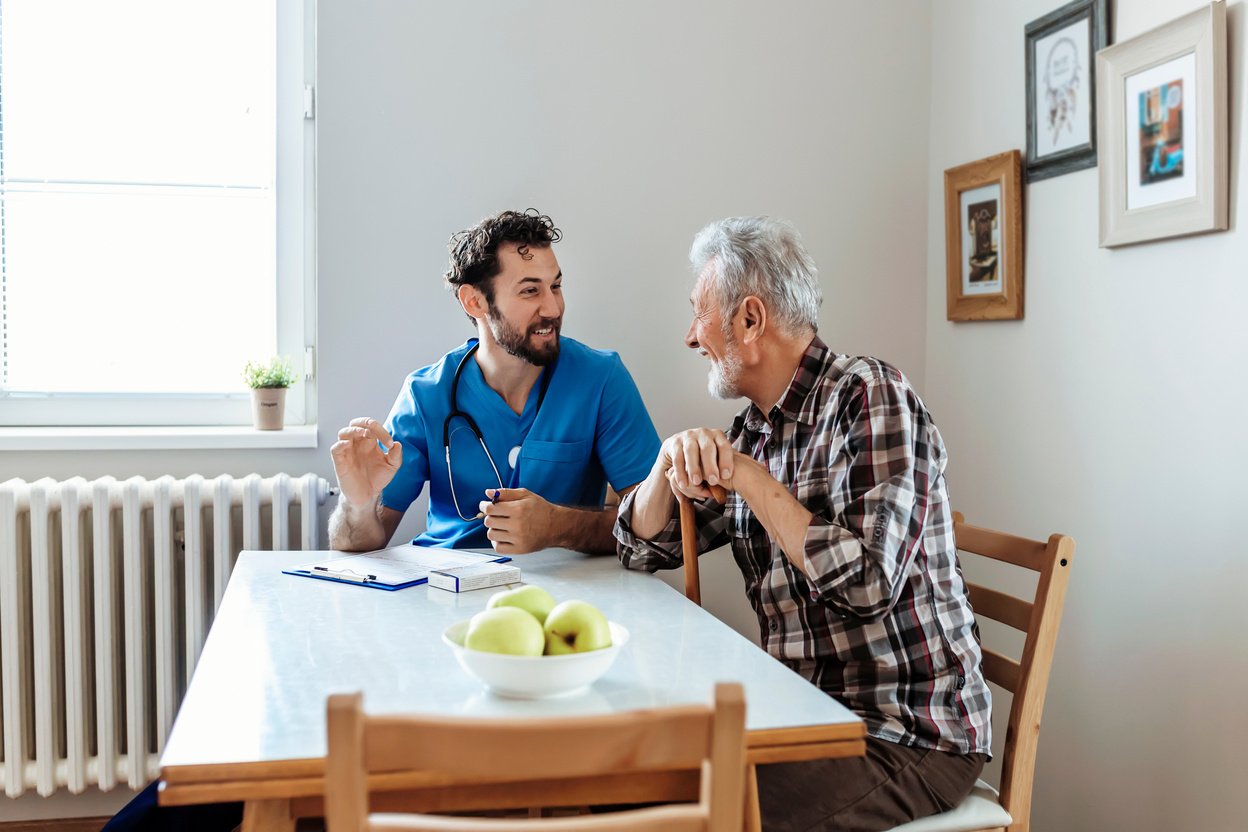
[243,356,298,430]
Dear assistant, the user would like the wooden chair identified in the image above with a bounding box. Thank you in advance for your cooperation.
[677,511,1074,832]
[324,683,747,832]
[874,513,1075,832]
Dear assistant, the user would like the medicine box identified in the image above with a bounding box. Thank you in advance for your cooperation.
[427,562,521,593]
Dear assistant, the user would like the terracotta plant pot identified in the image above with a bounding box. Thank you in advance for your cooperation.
[251,387,287,430]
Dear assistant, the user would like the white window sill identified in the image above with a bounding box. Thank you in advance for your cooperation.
[0,425,319,452]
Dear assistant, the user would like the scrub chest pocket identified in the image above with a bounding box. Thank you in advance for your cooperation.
[518,439,594,501]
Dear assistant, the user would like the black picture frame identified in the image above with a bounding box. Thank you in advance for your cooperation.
[1025,0,1110,182]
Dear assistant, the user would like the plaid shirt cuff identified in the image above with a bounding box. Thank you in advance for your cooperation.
[613,487,684,571]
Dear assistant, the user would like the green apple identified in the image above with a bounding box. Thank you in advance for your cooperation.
[543,600,612,655]
[487,584,557,625]
[463,607,544,656]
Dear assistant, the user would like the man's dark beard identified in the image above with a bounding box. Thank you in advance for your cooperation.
[486,308,561,366]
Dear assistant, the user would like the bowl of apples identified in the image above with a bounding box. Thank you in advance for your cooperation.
[442,585,629,699]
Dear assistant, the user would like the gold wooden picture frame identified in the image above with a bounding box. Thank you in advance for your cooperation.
[944,150,1024,322]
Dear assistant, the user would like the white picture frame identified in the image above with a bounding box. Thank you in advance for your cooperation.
[1097,1,1228,248]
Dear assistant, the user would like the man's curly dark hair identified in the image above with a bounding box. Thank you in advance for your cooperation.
[444,210,563,316]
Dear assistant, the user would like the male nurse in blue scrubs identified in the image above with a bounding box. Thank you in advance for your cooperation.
[328,209,660,555]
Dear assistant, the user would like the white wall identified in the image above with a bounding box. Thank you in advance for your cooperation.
[2,0,934,820]
[925,1,1248,830]
[314,0,933,638]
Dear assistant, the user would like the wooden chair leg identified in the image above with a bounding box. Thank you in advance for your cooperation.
[241,798,295,832]
[744,763,762,832]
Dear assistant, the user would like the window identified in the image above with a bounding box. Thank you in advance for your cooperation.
[0,0,314,427]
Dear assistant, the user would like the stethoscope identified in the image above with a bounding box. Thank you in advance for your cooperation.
[444,342,553,521]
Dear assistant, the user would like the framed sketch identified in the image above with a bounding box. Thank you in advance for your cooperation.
[944,151,1024,322]
[1097,1,1227,247]
[1025,0,1109,181]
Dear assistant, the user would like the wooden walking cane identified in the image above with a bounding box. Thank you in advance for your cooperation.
[678,483,728,606]
[678,481,761,832]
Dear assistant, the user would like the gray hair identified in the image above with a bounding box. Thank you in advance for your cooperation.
[689,216,821,336]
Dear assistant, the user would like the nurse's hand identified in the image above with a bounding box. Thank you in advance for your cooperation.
[331,417,403,507]
[478,488,556,554]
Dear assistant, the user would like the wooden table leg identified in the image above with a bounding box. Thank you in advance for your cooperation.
[744,763,762,832]
[241,798,295,832]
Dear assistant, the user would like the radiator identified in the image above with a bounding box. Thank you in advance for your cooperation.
[0,473,333,798]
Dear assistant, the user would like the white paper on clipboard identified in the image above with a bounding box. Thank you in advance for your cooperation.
[291,544,508,587]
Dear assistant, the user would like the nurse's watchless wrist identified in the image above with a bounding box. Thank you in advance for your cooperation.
[544,503,568,549]
[551,503,590,551]
[341,493,380,521]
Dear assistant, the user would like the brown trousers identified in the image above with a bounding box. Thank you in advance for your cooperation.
[755,736,987,832]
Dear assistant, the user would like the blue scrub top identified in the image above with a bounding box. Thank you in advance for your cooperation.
[381,336,661,549]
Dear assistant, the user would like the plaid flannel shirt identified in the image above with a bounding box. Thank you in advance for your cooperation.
[615,336,991,754]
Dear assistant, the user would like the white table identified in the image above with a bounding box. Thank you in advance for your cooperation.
[159,549,864,829]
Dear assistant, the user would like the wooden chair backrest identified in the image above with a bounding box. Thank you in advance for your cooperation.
[677,509,1073,832]
[954,512,1075,832]
[325,683,747,832]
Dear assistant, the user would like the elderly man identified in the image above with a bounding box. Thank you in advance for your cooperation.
[615,217,991,831]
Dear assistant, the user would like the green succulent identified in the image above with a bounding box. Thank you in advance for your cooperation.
[243,356,299,389]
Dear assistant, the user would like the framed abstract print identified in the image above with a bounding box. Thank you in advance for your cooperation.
[1097,1,1227,247]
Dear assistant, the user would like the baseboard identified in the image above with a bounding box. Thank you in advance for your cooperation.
[0,819,110,832]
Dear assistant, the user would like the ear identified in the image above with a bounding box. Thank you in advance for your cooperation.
[737,296,767,345]
[457,284,489,322]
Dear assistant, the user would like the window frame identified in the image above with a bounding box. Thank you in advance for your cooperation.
[0,0,317,429]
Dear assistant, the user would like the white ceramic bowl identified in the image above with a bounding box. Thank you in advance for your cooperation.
[442,619,629,699]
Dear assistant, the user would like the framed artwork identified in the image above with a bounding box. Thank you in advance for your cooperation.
[1097,1,1228,247]
[1025,0,1110,182]
[944,151,1024,322]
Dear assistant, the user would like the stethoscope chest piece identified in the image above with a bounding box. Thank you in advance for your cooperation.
[508,446,521,469]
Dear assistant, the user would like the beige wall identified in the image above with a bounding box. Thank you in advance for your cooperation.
[925,1,1248,830]
[2,0,935,820]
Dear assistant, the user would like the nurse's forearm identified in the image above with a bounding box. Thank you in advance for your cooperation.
[547,505,620,555]
[328,498,388,552]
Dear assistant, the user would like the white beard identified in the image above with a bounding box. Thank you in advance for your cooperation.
[707,345,744,400]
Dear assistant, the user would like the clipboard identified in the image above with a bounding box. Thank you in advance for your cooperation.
[284,543,510,591]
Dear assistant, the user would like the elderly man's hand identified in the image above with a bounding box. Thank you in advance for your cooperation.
[660,428,736,501]
[478,488,558,554]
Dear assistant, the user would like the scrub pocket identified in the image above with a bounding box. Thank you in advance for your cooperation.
[520,439,590,464]
[518,439,592,502]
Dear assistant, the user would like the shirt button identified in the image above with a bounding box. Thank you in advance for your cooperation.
[769,621,778,632]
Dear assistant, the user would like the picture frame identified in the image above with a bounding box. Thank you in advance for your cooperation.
[1097,1,1227,247]
[944,151,1024,322]
[1025,0,1110,182]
